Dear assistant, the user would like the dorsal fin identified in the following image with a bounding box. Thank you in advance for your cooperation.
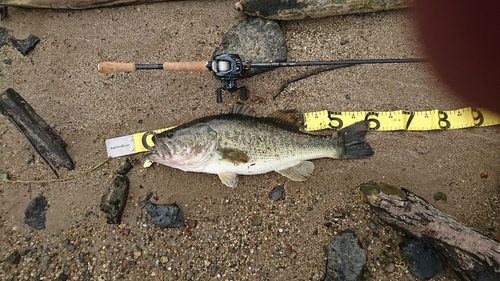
[229,104,255,116]
[266,109,304,131]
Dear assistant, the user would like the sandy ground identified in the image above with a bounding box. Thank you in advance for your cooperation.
[1,1,499,280]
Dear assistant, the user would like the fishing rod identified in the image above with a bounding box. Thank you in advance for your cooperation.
[98,53,427,103]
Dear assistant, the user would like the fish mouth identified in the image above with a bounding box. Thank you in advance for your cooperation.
[153,133,173,159]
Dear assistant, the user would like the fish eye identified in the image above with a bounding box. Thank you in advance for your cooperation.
[166,131,174,138]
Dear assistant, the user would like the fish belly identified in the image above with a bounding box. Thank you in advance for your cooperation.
[197,150,332,176]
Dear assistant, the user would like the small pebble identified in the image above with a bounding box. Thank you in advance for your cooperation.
[269,185,285,201]
[251,215,262,226]
[400,239,443,280]
[185,219,198,228]
[211,266,219,275]
[160,256,169,264]
[384,263,395,273]
[284,245,297,259]
[433,192,447,203]
[368,220,377,229]
[116,158,133,175]
[24,195,48,230]
[480,171,488,178]
[65,242,76,252]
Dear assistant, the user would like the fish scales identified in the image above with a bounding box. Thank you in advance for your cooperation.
[145,105,374,187]
[209,117,340,162]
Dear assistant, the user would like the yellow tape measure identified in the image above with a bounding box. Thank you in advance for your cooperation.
[303,107,500,131]
[105,107,500,158]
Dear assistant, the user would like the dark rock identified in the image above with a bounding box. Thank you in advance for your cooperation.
[3,59,12,65]
[100,175,130,224]
[368,220,377,229]
[56,274,68,281]
[213,17,287,78]
[433,191,447,203]
[324,229,366,281]
[9,34,40,56]
[211,265,219,275]
[24,195,48,230]
[0,27,9,47]
[269,185,285,201]
[116,158,133,175]
[146,202,184,228]
[5,249,21,265]
[64,240,76,252]
[399,239,443,280]
[0,6,7,20]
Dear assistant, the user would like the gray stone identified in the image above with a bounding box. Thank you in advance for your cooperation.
[324,229,366,281]
[146,202,184,228]
[100,175,129,224]
[213,17,287,78]
[24,195,48,230]
[9,34,40,56]
[268,185,285,201]
[399,239,443,280]
[116,158,133,175]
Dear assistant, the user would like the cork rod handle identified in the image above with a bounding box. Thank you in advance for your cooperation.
[97,61,210,73]
[98,62,136,73]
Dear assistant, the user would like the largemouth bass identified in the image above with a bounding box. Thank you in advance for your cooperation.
[145,105,374,187]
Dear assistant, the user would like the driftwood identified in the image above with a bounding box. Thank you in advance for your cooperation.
[235,0,413,21]
[0,0,411,15]
[0,0,173,9]
[360,182,500,281]
[0,88,74,174]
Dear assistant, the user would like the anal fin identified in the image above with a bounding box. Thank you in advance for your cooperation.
[276,161,314,181]
[218,172,238,188]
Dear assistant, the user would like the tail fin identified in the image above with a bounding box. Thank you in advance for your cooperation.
[338,121,374,159]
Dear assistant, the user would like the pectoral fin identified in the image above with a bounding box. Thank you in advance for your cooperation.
[218,172,238,188]
[276,161,314,181]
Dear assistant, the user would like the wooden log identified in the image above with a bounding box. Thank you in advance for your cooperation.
[359,182,500,281]
[0,88,74,173]
[234,0,413,21]
[0,0,173,9]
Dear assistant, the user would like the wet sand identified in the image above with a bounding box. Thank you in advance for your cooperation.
[1,1,499,280]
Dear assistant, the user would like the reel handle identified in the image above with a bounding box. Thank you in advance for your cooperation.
[97,61,210,73]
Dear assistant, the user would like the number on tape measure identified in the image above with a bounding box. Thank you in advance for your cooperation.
[403,111,415,129]
[364,112,381,130]
[328,111,344,130]
[438,111,451,129]
[141,131,156,150]
[472,108,484,126]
